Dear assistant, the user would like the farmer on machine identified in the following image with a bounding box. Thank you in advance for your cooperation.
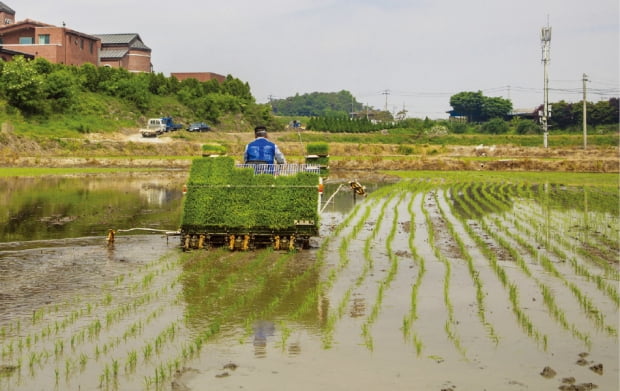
[244,126,286,165]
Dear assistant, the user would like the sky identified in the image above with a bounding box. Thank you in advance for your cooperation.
[14,0,620,118]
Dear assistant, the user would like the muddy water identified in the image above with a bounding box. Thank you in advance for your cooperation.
[1,174,618,391]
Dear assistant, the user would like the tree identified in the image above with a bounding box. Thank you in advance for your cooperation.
[42,69,77,112]
[271,90,363,117]
[449,91,512,122]
[513,118,539,134]
[0,56,45,113]
[481,96,512,120]
[449,91,484,122]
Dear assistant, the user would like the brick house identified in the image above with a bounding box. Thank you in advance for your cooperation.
[93,33,152,73]
[0,3,151,73]
[0,18,101,66]
[0,1,15,25]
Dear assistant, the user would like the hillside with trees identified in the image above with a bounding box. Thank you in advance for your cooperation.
[270,90,365,117]
[0,56,279,135]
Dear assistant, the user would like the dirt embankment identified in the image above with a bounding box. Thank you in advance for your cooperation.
[0,129,618,172]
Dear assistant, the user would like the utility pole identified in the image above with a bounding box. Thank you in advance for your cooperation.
[582,73,588,149]
[381,90,390,112]
[540,22,552,148]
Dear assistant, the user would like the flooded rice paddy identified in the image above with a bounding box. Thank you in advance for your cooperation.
[0,171,618,391]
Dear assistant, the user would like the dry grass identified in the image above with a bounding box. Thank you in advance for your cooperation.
[0,129,617,173]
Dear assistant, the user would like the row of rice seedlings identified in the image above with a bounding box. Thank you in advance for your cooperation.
[422,189,466,357]
[321,201,377,348]
[0,252,180,383]
[1,252,183,388]
[482,185,619,328]
[498,182,619,280]
[530,184,619,279]
[451,182,548,349]
[510,204,619,303]
[474,184,598,345]
[549,186,619,257]
[492,214,615,337]
[436,188,499,344]
[400,185,427,356]
[516,214,619,306]
[359,190,400,351]
[482,215,592,346]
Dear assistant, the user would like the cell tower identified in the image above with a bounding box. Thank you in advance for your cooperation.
[540,22,552,148]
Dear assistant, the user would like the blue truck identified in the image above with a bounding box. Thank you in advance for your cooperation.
[161,117,183,132]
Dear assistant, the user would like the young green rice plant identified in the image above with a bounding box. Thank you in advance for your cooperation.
[142,343,153,361]
[437,189,499,344]
[79,353,88,371]
[402,192,426,341]
[476,184,602,345]
[359,191,401,351]
[422,190,466,358]
[478,184,614,339]
[453,182,547,348]
[64,358,72,379]
[277,321,293,351]
[112,359,119,379]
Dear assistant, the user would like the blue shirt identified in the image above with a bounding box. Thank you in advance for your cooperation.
[244,137,286,164]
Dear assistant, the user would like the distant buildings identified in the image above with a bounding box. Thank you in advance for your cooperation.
[0,2,223,81]
[94,33,152,72]
[0,1,151,72]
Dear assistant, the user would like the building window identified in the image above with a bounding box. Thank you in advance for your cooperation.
[39,34,50,44]
[0,37,3,45]
[19,37,34,44]
[80,39,84,49]
[4,18,11,25]
[89,41,94,54]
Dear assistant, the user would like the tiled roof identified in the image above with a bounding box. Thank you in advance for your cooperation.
[0,2,15,14]
[93,33,151,51]
[99,48,128,59]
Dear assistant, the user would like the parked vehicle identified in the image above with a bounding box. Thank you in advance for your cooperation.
[140,117,184,137]
[187,122,211,132]
[161,117,184,132]
[140,118,167,137]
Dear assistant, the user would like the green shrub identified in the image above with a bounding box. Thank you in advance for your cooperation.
[201,143,227,155]
[397,145,414,155]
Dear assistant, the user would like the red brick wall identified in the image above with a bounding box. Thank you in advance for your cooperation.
[0,25,99,66]
[171,72,226,83]
[126,48,151,72]
[0,12,15,26]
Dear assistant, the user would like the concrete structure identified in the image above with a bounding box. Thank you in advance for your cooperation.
[171,72,226,83]
[94,33,152,73]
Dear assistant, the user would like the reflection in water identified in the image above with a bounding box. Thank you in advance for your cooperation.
[253,320,275,358]
[180,250,327,354]
[0,173,186,243]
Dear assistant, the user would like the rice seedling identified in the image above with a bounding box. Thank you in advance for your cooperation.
[79,352,88,371]
[438,189,499,344]
[452,182,547,348]
[478,184,615,338]
[422,190,466,357]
